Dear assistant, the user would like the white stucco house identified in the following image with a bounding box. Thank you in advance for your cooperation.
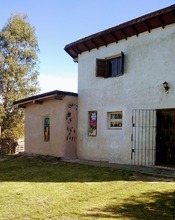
[64,4,175,166]
[14,90,78,158]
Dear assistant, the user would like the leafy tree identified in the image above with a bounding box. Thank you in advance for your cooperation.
[0,14,40,143]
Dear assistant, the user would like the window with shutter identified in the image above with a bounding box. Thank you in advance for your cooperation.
[96,52,124,78]
[120,51,124,75]
[96,59,107,77]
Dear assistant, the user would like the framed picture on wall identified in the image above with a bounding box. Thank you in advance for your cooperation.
[88,111,97,136]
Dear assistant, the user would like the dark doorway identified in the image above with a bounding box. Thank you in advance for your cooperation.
[156,110,175,165]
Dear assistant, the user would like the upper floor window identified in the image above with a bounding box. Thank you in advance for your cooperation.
[96,52,124,78]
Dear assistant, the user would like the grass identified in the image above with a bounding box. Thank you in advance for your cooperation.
[0,155,174,220]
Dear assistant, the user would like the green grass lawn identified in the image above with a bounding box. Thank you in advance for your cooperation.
[0,155,174,220]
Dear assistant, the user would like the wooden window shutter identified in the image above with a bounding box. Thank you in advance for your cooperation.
[96,59,107,77]
[120,51,124,75]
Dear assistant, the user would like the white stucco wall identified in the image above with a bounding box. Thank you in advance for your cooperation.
[77,24,175,165]
[24,96,78,158]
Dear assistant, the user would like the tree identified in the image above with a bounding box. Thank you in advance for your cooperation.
[0,14,40,143]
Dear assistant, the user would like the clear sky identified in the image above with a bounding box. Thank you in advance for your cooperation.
[1,0,175,93]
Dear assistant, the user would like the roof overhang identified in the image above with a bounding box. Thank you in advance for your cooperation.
[64,4,175,60]
[13,90,78,108]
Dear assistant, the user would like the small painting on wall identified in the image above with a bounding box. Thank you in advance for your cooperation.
[88,111,97,136]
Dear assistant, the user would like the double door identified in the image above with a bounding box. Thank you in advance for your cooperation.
[132,109,175,166]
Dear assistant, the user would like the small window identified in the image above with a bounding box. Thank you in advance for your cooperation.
[96,52,124,78]
[108,111,122,128]
[44,117,50,141]
[88,111,97,136]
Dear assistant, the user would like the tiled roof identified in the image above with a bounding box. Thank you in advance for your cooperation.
[64,4,175,60]
[13,90,78,107]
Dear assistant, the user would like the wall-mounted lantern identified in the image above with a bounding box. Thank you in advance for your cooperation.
[163,81,170,92]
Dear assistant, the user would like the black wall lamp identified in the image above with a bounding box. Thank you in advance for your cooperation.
[163,81,170,92]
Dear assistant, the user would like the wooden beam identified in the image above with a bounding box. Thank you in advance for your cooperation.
[72,45,81,55]
[119,29,127,40]
[171,9,175,20]
[143,20,151,33]
[99,35,108,47]
[157,16,165,29]
[90,39,99,49]
[131,25,139,36]
[33,100,43,104]
[53,95,65,100]
[110,32,118,43]
[83,42,91,52]
[18,105,26,108]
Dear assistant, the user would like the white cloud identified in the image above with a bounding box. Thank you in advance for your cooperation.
[38,73,78,94]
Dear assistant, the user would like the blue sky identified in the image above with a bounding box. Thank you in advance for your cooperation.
[1,0,175,93]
